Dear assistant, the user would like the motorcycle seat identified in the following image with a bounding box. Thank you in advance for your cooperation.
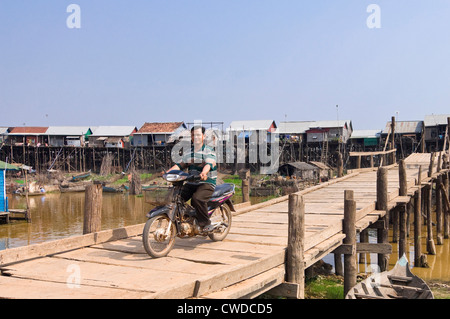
[211,183,235,198]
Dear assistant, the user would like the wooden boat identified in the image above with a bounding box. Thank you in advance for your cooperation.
[102,186,124,193]
[71,171,91,182]
[59,185,86,193]
[346,254,433,299]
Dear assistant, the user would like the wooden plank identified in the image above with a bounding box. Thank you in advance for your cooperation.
[200,265,285,299]
[304,234,345,267]
[191,250,286,298]
[53,247,239,273]
[0,223,144,266]
[2,256,200,296]
[0,275,150,299]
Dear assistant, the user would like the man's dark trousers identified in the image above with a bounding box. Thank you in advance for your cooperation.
[180,183,215,227]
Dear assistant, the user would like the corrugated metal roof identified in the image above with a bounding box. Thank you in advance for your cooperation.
[424,114,450,127]
[90,126,137,136]
[309,120,352,130]
[276,121,315,134]
[280,162,318,171]
[229,120,276,131]
[46,126,92,136]
[275,120,352,134]
[381,121,422,134]
[309,161,331,170]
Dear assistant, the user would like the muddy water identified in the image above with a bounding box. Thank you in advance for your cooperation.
[356,228,450,282]
[324,227,450,282]
[0,192,264,251]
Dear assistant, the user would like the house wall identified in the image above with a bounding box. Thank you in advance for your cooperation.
[133,134,149,147]
[425,125,446,141]
[306,130,327,143]
[49,136,65,147]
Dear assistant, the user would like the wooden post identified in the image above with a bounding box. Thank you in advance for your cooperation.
[428,152,435,177]
[426,183,436,255]
[334,253,343,277]
[392,207,399,243]
[130,167,142,195]
[391,116,396,164]
[444,172,449,239]
[337,153,343,177]
[287,193,305,299]
[359,229,368,264]
[242,179,250,203]
[437,152,442,173]
[83,182,103,234]
[414,189,424,267]
[334,155,344,275]
[398,160,408,256]
[376,167,389,272]
[343,190,357,297]
[399,205,407,258]
[436,175,443,245]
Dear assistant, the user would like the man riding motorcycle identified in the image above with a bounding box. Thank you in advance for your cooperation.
[166,125,217,232]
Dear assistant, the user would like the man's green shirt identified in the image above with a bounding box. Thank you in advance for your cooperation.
[176,144,217,186]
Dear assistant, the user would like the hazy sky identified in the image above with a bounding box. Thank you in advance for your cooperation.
[1,1,450,131]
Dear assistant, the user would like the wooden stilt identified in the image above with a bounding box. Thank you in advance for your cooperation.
[286,193,305,299]
[443,172,449,239]
[376,167,389,272]
[426,184,436,255]
[343,190,357,297]
[398,160,408,256]
[436,175,443,245]
[83,183,103,235]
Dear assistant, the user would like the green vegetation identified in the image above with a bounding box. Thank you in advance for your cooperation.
[222,175,242,197]
[305,275,344,299]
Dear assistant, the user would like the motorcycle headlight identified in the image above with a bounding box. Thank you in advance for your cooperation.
[165,174,180,182]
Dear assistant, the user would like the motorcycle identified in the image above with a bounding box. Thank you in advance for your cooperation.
[142,170,235,258]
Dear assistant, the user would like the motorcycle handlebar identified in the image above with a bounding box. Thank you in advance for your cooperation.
[187,171,202,182]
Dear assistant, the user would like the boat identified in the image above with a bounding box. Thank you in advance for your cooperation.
[71,170,91,182]
[102,186,124,193]
[345,254,434,299]
[59,185,86,193]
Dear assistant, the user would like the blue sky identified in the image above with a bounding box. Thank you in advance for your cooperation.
[1,1,450,130]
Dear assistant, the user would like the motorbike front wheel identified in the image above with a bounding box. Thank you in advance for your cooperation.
[208,204,232,242]
[142,215,177,258]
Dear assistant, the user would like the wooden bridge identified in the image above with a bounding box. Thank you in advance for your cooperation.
[0,152,448,299]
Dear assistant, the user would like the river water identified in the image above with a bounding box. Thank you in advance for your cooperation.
[2,193,450,283]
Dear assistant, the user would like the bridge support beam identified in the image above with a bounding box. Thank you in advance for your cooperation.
[286,193,305,299]
[376,167,389,272]
[343,190,357,297]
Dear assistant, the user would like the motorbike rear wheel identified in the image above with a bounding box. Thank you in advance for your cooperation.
[143,215,177,258]
[208,204,232,242]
